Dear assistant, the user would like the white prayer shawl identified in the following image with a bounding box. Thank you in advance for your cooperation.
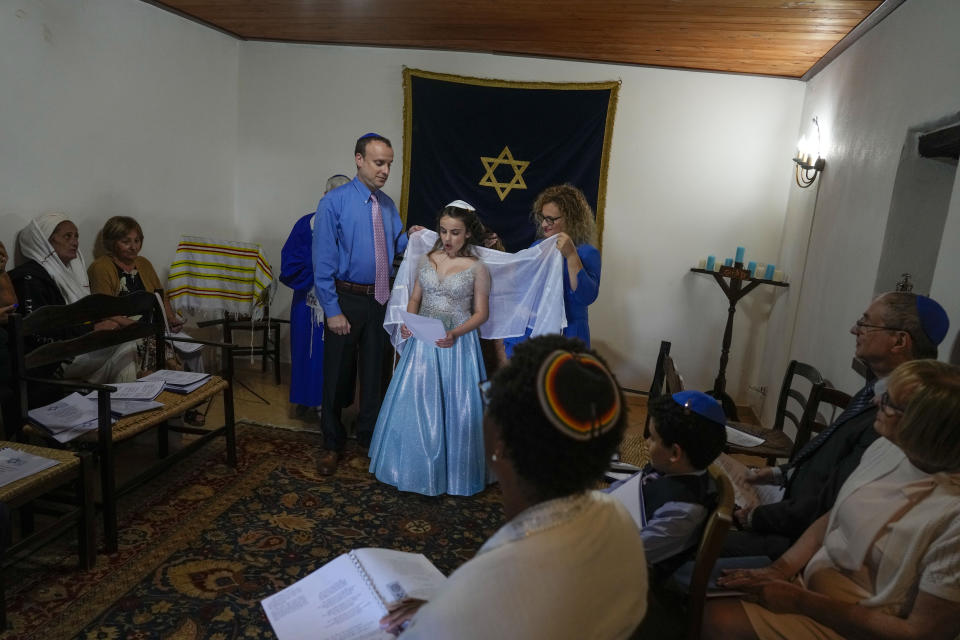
[384,230,566,350]
[16,213,90,303]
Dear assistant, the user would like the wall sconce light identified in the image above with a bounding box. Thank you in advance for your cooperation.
[793,116,826,188]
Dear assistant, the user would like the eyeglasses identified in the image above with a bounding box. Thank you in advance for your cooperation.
[535,214,563,225]
[478,380,492,409]
[879,391,905,415]
[852,320,905,334]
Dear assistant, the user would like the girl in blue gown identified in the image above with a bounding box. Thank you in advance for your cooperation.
[504,184,601,356]
[368,202,491,496]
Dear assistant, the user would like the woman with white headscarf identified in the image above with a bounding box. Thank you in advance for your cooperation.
[10,212,137,385]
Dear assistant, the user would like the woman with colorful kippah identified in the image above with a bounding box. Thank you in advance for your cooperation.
[503,184,601,357]
[706,359,960,640]
[379,335,648,638]
[368,201,492,496]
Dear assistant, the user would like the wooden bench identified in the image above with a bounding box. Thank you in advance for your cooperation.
[7,291,237,553]
[0,441,95,627]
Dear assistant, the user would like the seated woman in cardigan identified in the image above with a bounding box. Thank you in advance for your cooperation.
[88,216,182,333]
[705,359,960,640]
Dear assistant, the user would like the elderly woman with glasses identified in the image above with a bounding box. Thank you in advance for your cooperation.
[504,185,601,357]
[378,335,648,638]
[706,359,960,640]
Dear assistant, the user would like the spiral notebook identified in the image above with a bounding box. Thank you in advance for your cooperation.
[261,548,446,640]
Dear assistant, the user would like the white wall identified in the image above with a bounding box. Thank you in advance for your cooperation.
[236,43,804,396]
[1,0,806,399]
[758,0,960,422]
[0,0,238,281]
[931,166,960,363]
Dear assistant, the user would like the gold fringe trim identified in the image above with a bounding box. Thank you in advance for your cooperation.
[400,67,620,251]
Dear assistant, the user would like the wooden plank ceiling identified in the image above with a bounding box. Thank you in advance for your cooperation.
[149,0,887,78]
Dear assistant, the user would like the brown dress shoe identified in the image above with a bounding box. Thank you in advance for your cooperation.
[317,450,340,475]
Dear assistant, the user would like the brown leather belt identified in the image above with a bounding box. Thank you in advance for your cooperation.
[335,279,376,296]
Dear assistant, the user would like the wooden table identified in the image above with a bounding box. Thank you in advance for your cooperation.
[690,264,788,421]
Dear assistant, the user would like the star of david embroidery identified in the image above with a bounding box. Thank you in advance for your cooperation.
[479,146,530,201]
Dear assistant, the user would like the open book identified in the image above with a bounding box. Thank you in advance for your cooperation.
[261,548,446,640]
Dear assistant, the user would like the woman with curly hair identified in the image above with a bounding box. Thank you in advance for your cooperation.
[379,335,648,638]
[504,184,601,356]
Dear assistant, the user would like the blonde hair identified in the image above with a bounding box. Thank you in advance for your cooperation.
[887,360,960,473]
[533,184,597,247]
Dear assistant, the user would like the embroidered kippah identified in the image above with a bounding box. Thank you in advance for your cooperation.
[536,350,622,441]
[916,295,949,346]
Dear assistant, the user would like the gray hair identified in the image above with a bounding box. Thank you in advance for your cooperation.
[879,292,937,360]
[324,174,351,193]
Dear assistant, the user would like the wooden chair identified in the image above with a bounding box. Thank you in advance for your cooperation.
[7,291,237,553]
[632,464,734,640]
[0,442,95,627]
[664,354,685,395]
[789,386,851,458]
[644,341,672,437]
[726,360,824,465]
[679,464,734,640]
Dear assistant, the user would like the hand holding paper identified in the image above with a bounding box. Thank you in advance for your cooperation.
[398,310,447,345]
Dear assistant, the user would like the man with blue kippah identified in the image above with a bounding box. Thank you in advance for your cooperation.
[723,291,950,559]
[313,134,408,475]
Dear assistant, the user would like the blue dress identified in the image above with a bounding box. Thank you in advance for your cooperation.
[504,241,601,356]
[280,213,324,407]
[368,258,489,496]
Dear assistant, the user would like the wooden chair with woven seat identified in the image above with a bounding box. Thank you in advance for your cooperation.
[197,307,288,386]
[0,441,95,627]
[726,360,824,465]
[7,290,237,553]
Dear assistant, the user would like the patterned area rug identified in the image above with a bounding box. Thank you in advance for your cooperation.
[2,423,505,639]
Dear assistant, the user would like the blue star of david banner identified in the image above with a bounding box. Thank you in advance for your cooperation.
[400,69,619,252]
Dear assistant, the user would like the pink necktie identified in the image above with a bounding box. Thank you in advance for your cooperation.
[370,192,390,304]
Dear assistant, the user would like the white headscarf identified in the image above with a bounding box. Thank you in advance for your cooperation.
[17,212,91,303]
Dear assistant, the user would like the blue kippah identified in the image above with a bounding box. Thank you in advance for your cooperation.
[671,390,727,427]
[359,132,381,139]
[916,295,949,345]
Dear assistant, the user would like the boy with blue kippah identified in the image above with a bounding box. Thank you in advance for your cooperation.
[617,390,728,578]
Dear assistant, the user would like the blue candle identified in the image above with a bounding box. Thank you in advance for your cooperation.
[764,263,776,280]
[747,261,757,275]
[724,258,733,267]
[735,246,745,264]
[705,255,715,271]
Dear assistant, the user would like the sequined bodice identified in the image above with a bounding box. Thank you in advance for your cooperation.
[418,259,477,330]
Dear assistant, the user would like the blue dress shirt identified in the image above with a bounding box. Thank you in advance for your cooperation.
[312,177,408,318]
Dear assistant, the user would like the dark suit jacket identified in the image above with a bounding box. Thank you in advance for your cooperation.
[750,402,879,539]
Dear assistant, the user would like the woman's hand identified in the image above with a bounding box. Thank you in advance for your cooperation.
[167,314,184,333]
[482,232,500,248]
[379,598,427,636]
[717,562,791,590]
[435,331,456,348]
[400,324,412,339]
[752,580,805,614]
[94,319,119,331]
[554,232,577,259]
